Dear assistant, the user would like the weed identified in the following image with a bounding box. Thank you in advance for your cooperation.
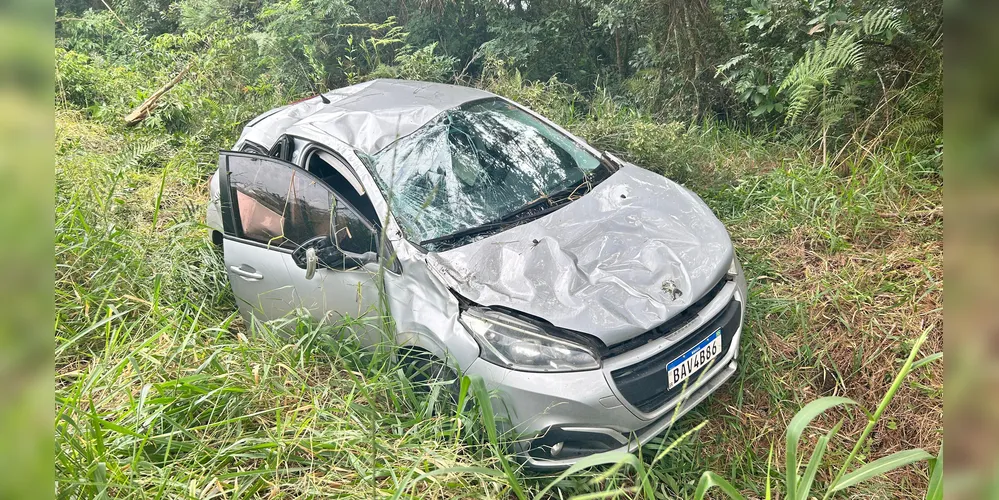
[55,60,941,497]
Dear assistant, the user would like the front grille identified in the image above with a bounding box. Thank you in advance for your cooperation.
[610,299,742,413]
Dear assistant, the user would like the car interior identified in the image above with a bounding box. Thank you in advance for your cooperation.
[304,149,380,225]
[243,137,379,226]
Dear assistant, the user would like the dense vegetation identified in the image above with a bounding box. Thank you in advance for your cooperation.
[54,0,942,498]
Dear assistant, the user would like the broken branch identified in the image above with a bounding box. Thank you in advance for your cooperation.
[124,62,192,126]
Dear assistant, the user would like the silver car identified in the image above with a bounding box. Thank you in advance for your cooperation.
[206,79,748,468]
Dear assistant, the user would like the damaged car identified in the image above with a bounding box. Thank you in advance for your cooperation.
[206,79,748,468]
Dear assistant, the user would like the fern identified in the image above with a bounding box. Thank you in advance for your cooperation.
[861,8,903,38]
[116,139,166,172]
[779,30,862,124]
[779,7,903,125]
[97,139,166,217]
[817,84,859,130]
[886,83,942,151]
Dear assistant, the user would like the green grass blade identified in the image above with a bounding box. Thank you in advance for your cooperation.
[569,488,639,499]
[456,374,471,416]
[151,162,169,229]
[533,452,648,500]
[468,376,498,444]
[693,471,747,500]
[785,396,856,500]
[92,416,145,439]
[765,441,774,500]
[796,419,842,500]
[829,449,932,494]
[822,327,934,500]
[391,466,508,499]
[55,308,129,357]
[468,376,526,500]
[911,352,942,371]
[925,446,943,500]
[93,461,109,500]
[652,420,707,465]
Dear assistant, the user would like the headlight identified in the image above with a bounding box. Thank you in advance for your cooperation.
[459,307,600,372]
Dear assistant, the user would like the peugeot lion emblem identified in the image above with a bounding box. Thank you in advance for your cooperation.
[661,279,683,301]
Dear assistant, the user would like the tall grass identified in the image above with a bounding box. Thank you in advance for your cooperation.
[693,327,941,500]
[56,61,942,497]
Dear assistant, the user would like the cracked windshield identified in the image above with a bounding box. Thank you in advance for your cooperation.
[363,98,604,248]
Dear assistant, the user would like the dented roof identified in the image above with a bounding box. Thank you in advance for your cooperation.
[237,79,496,155]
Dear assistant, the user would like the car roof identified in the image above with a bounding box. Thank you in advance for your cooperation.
[238,79,497,155]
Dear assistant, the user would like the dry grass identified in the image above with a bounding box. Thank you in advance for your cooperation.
[684,149,944,498]
[55,91,943,497]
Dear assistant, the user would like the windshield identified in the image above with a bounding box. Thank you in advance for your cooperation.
[362,98,603,246]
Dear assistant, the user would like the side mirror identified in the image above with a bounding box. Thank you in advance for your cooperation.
[291,236,378,277]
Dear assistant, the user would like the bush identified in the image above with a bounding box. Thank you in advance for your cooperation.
[53,4,942,497]
[367,43,457,82]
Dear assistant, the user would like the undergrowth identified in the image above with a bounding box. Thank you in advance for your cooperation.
[55,55,942,498]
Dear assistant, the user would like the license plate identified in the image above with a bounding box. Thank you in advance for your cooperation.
[666,329,722,389]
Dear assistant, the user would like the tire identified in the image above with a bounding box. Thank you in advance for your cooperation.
[399,348,461,410]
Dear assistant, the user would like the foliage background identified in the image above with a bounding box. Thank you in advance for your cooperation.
[52,0,943,498]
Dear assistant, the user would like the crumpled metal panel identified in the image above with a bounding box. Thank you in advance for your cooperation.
[237,79,494,155]
[426,164,733,347]
[384,237,483,373]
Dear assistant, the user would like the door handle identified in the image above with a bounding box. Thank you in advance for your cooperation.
[230,265,263,281]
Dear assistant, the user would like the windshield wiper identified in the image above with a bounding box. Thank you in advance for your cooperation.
[420,164,616,249]
[419,222,502,247]
[419,203,563,248]
[517,163,613,211]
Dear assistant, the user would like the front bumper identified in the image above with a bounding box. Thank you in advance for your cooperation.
[464,275,747,469]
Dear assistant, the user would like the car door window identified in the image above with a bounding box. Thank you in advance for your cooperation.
[269,136,294,162]
[334,203,377,254]
[225,153,333,249]
[239,141,268,155]
[305,149,380,224]
[223,152,376,257]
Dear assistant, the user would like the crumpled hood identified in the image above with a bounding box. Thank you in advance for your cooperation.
[426,164,733,346]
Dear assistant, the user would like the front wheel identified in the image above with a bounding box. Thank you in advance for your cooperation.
[399,348,461,413]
